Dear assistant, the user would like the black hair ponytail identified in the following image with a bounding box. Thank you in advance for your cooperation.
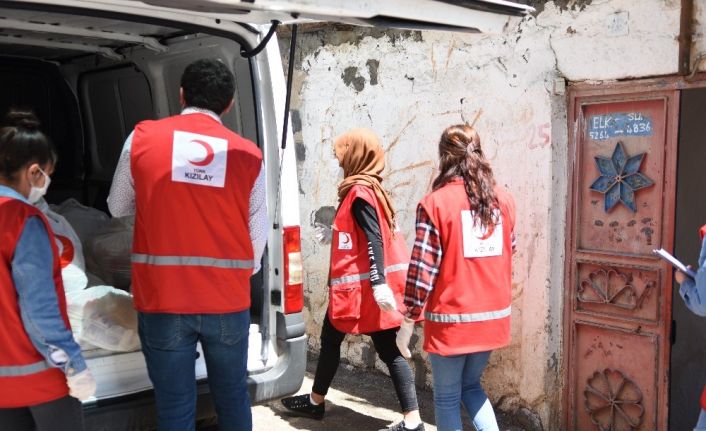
[0,109,55,181]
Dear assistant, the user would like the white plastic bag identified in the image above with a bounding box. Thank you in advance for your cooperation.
[51,198,110,250]
[81,288,140,352]
[87,216,134,290]
[35,198,88,293]
[65,287,112,351]
[86,272,106,288]
[65,286,140,352]
[61,264,88,294]
[66,286,112,327]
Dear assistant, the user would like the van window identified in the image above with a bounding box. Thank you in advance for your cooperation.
[79,66,153,211]
[160,55,258,144]
[0,58,82,185]
[80,66,154,182]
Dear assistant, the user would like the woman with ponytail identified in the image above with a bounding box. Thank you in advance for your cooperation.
[0,110,94,430]
[397,125,516,431]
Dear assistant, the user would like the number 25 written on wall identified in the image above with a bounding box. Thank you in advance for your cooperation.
[527,123,551,150]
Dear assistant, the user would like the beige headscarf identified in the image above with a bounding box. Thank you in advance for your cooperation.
[336,129,396,230]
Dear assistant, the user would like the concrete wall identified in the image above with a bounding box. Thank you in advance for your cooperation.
[278,1,682,428]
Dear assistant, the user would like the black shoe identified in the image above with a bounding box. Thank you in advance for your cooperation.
[382,421,425,431]
[281,394,325,420]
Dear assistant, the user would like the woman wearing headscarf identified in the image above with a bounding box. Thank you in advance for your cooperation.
[396,125,516,431]
[282,129,424,431]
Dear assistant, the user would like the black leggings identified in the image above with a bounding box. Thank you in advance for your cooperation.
[0,395,84,431]
[312,313,419,413]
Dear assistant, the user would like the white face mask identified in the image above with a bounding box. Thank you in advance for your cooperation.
[28,167,51,204]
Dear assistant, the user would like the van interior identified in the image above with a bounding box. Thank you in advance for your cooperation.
[0,4,275,403]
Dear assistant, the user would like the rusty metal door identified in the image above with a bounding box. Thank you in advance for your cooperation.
[564,89,679,430]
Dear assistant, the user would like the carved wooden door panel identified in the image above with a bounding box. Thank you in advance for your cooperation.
[564,89,679,430]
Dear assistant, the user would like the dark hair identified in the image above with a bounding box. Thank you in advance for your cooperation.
[432,124,498,228]
[180,59,235,114]
[0,109,56,181]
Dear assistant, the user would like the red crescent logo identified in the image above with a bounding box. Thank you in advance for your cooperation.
[55,235,75,269]
[477,224,495,241]
[188,139,215,167]
[341,233,351,245]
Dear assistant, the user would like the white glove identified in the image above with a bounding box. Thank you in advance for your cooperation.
[67,368,97,401]
[372,283,397,312]
[314,223,332,245]
[396,317,415,359]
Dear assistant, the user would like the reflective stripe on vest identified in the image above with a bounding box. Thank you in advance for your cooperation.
[425,305,511,323]
[132,254,253,269]
[330,263,409,286]
[0,360,50,377]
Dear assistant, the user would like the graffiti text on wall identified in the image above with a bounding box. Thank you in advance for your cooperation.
[588,113,652,141]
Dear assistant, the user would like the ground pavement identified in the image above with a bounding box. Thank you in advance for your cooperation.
[239,357,525,430]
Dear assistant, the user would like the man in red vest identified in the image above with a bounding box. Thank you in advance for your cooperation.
[108,59,267,430]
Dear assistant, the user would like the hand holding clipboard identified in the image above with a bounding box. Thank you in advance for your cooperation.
[653,248,697,279]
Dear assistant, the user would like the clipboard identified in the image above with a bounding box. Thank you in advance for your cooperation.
[653,248,697,279]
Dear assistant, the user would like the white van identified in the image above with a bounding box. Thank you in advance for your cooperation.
[0,0,530,428]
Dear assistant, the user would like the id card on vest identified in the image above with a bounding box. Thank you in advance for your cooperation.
[461,210,503,258]
[172,130,228,187]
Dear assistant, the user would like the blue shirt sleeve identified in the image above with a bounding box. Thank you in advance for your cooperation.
[12,216,87,375]
[679,237,706,317]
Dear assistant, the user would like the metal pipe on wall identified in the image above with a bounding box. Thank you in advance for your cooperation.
[679,0,694,75]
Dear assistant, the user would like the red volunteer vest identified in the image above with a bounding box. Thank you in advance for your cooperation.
[0,197,71,407]
[131,113,262,313]
[419,180,515,355]
[328,185,409,334]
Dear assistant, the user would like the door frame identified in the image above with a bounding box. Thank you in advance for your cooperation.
[562,74,706,430]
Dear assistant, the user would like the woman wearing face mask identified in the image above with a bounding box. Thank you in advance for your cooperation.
[282,129,424,431]
[0,110,96,431]
[397,125,516,431]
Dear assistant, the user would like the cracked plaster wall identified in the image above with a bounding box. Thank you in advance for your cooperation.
[278,1,681,428]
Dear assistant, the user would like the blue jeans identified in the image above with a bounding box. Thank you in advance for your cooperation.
[138,311,251,431]
[429,351,498,431]
[696,408,706,431]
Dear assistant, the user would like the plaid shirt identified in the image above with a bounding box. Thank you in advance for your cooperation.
[404,204,517,320]
[404,205,443,320]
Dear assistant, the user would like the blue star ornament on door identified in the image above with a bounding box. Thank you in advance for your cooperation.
[589,141,654,212]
